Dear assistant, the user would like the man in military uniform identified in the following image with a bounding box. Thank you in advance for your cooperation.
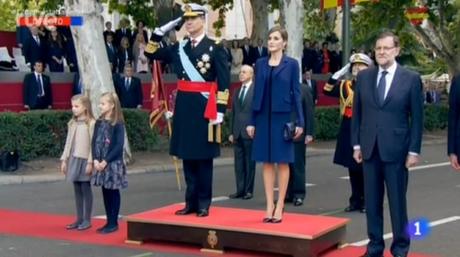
[323,53,373,213]
[145,3,230,217]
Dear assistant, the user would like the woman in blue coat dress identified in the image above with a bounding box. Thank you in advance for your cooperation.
[247,26,304,223]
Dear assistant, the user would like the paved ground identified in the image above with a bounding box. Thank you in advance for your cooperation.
[0,131,458,257]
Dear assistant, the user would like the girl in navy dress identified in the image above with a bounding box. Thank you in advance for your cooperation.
[247,26,304,223]
[47,29,65,72]
[92,92,128,234]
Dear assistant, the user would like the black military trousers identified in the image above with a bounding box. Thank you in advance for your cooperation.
[287,141,307,200]
[183,159,213,211]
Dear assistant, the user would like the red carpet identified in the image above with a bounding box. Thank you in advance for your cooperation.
[127,204,348,239]
[321,246,440,257]
[0,207,440,257]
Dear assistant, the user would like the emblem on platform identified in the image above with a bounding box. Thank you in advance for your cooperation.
[207,230,218,248]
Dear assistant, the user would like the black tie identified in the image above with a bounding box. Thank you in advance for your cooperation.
[377,70,388,105]
[37,74,44,96]
[239,86,246,105]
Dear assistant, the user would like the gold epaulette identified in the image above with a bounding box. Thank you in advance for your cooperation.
[145,41,160,54]
[217,89,229,105]
[323,83,334,92]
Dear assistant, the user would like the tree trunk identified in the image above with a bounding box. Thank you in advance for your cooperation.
[282,0,304,75]
[64,0,132,163]
[250,0,269,44]
[64,0,114,117]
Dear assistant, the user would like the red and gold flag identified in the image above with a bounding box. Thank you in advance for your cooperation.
[149,60,166,128]
[321,0,375,10]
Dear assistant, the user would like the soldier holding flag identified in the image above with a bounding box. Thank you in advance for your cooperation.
[145,3,230,217]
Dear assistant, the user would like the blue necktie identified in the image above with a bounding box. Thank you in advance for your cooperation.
[125,78,130,90]
[377,71,388,105]
[37,74,44,96]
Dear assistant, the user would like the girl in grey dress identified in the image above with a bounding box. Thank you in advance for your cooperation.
[60,95,95,231]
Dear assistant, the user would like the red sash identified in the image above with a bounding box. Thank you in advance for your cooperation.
[177,80,217,120]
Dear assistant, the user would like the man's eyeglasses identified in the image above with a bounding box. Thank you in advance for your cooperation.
[374,46,396,52]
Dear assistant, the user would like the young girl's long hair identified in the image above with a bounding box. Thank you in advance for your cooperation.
[70,94,94,124]
[100,92,125,125]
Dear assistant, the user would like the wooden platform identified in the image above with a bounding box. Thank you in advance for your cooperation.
[125,204,349,257]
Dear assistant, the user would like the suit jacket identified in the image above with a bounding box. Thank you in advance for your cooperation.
[115,76,143,108]
[72,72,83,95]
[251,55,304,126]
[23,72,52,109]
[351,64,424,162]
[304,79,318,104]
[251,46,268,62]
[231,83,254,140]
[241,45,253,65]
[291,83,315,142]
[448,75,460,157]
[106,43,118,72]
[115,28,132,47]
[23,35,46,66]
[117,48,134,73]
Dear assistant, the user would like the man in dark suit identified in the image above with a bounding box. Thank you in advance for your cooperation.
[241,37,253,66]
[23,26,46,70]
[351,31,423,257]
[145,3,230,217]
[114,19,132,47]
[103,21,116,43]
[72,72,83,95]
[286,79,315,206]
[23,61,52,110]
[115,65,143,109]
[251,39,268,62]
[228,65,256,200]
[220,39,232,71]
[303,70,318,105]
[448,75,460,171]
[105,34,118,73]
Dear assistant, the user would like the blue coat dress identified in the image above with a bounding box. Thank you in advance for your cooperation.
[250,56,304,163]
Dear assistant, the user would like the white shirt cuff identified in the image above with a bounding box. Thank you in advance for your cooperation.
[353,145,361,150]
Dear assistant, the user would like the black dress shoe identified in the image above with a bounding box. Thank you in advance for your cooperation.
[229,193,242,199]
[196,209,209,217]
[360,252,383,257]
[293,198,303,206]
[96,224,108,232]
[344,205,360,212]
[242,193,253,200]
[98,225,118,234]
[175,207,195,215]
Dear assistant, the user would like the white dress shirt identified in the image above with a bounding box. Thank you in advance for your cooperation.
[376,61,398,100]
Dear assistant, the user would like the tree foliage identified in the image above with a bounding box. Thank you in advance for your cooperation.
[352,0,460,74]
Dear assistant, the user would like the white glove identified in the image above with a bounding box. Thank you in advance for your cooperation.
[164,111,173,120]
[210,112,224,125]
[154,17,182,37]
[331,63,350,80]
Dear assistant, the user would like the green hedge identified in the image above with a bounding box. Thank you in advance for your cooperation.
[0,110,160,161]
[0,105,449,160]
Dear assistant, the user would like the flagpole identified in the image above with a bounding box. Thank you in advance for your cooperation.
[152,61,182,191]
[342,0,351,66]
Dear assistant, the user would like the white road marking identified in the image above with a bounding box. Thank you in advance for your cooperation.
[350,216,460,246]
[306,183,316,187]
[339,176,350,180]
[211,196,230,202]
[409,162,450,171]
